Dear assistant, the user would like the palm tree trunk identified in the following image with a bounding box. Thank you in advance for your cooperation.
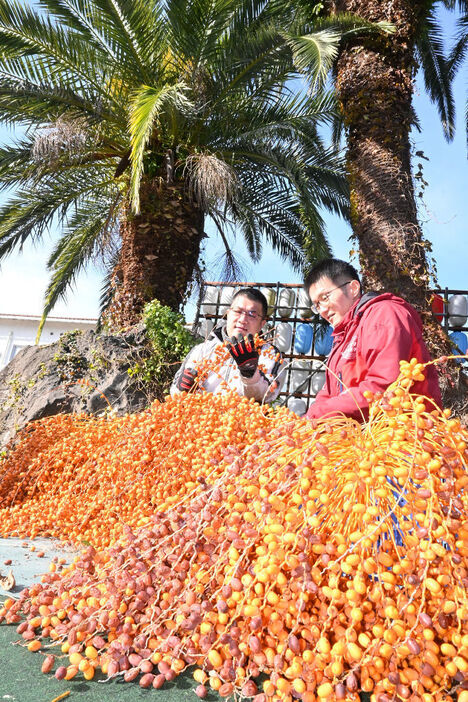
[327,1,427,297]
[324,1,467,406]
[107,179,204,329]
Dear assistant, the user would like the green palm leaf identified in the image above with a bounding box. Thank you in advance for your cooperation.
[128,82,193,211]
[37,203,113,339]
[416,7,455,140]
[0,0,350,325]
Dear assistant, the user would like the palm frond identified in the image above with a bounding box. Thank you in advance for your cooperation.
[206,22,291,115]
[0,2,120,103]
[0,172,119,257]
[416,8,455,141]
[210,212,246,281]
[0,138,38,188]
[441,1,468,12]
[447,28,468,81]
[128,81,193,211]
[284,30,341,92]
[0,74,121,127]
[88,0,160,81]
[38,0,164,72]
[291,10,395,39]
[166,0,239,68]
[235,197,307,272]
[208,89,338,150]
[37,205,108,339]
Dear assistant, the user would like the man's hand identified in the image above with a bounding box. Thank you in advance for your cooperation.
[227,334,259,378]
[177,368,197,392]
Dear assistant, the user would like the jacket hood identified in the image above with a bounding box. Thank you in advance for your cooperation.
[211,323,228,343]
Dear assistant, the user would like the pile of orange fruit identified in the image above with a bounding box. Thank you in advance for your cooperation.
[0,359,467,702]
[0,392,284,546]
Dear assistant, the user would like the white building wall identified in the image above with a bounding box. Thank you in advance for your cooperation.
[0,314,97,370]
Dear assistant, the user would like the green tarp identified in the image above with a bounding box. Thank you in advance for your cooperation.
[0,623,212,702]
[0,537,216,701]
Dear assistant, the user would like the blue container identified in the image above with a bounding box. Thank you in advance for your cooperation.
[314,325,333,356]
[450,331,468,362]
[294,323,313,354]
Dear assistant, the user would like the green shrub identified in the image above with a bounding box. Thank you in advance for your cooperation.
[129,300,196,393]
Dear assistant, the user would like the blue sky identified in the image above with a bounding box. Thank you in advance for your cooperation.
[0,6,467,321]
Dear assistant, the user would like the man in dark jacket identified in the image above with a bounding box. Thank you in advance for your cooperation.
[171,288,285,403]
[305,258,442,421]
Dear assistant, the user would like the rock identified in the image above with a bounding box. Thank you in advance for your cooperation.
[0,324,158,448]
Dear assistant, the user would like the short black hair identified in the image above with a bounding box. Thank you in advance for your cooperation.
[232,288,268,318]
[304,258,361,291]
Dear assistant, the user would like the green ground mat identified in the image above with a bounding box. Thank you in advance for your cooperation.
[0,537,218,701]
[0,622,218,702]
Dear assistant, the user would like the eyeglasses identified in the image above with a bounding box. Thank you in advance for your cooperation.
[228,307,263,320]
[310,281,351,314]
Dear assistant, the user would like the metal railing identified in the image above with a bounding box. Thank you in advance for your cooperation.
[194,282,468,411]
[433,288,468,332]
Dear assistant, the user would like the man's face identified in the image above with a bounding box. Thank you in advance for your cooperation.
[308,276,360,327]
[226,294,265,338]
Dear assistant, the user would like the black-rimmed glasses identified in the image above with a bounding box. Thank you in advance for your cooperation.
[310,281,351,314]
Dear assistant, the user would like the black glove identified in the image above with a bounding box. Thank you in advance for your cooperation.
[227,334,259,378]
[177,368,197,392]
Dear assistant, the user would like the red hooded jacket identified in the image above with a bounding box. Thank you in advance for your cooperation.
[306,292,442,422]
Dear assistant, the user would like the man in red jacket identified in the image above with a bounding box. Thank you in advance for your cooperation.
[305,258,442,421]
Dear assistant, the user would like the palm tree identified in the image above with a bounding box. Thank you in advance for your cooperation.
[273,0,468,404]
[0,0,349,331]
[287,1,467,390]
[306,2,453,309]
